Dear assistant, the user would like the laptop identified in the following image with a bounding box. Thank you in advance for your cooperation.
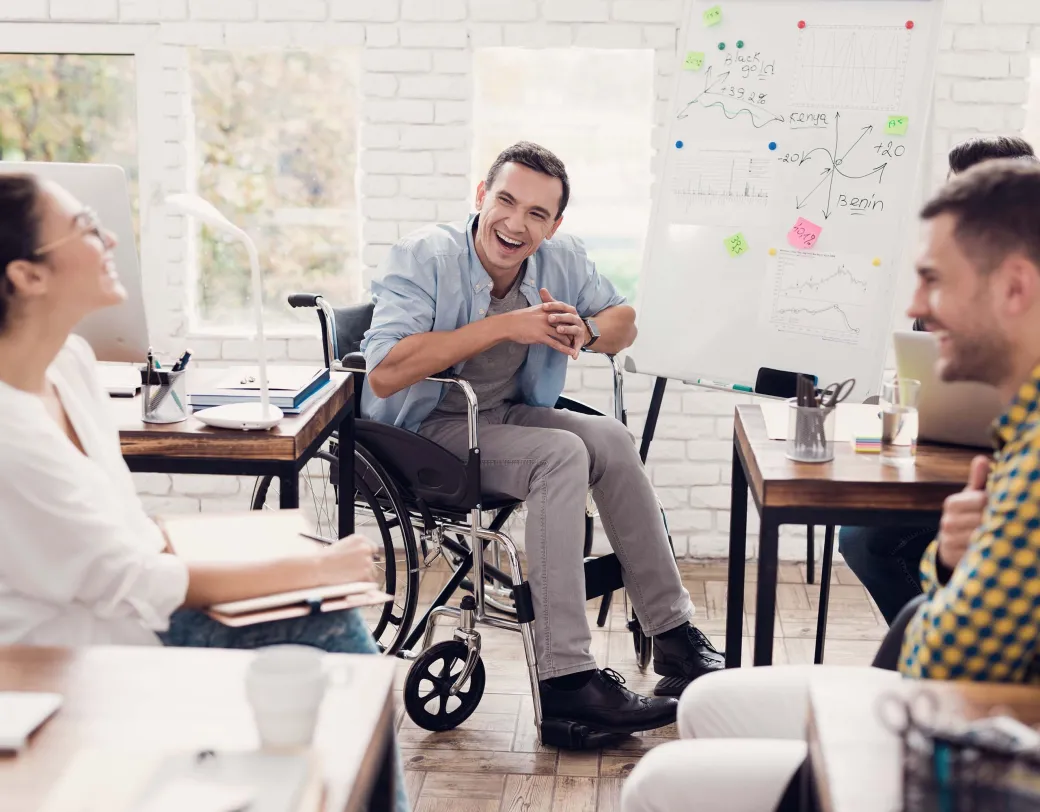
[892,330,1005,449]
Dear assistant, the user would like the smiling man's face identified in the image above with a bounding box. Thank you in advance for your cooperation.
[473,162,563,280]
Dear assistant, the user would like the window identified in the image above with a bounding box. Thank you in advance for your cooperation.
[0,54,138,232]
[1023,57,1040,154]
[189,49,361,331]
[473,48,654,302]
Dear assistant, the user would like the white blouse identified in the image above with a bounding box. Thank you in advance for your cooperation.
[0,336,188,646]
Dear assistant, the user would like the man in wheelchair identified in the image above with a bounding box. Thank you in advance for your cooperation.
[361,141,724,735]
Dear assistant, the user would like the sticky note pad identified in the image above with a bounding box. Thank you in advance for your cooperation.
[703,4,722,26]
[683,51,705,71]
[786,217,822,250]
[724,232,749,257]
[886,115,909,136]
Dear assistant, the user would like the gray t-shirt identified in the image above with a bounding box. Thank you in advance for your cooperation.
[429,272,529,416]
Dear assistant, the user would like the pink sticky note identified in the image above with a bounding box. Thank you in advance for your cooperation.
[787,217,822,250]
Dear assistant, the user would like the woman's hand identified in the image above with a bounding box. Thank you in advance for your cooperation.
[319,534,380,585]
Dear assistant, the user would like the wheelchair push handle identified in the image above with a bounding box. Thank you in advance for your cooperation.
[288,293,322,308]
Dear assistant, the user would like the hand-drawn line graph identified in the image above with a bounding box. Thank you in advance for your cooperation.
[791,26,910,111]
[669,149,772,216]
[677,67,785,129]
[792,113,887,220]
[770,250,870,344]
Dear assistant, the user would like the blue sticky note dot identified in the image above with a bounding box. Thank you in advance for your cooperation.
[768,142,777,150]
[675,140,684,149]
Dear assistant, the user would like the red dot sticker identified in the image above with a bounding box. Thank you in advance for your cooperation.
[906,20,914,29]
[798,20,806,29]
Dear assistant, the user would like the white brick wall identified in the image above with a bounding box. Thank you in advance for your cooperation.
[20,0,1040,560]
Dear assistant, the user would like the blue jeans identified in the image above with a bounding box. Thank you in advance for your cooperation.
[837,525,937,626]
[159,608,409,812]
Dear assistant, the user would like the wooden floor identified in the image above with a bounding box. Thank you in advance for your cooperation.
[392,559,884,812]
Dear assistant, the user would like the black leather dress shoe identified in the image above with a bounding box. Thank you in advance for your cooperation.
[539,668,677,734]
[653,625,726,682]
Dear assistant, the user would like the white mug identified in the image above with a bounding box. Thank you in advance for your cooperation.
[245,645,329,749]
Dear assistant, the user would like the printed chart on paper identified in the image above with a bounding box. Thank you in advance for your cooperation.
[668,148,773,222]
[768,250,872,345]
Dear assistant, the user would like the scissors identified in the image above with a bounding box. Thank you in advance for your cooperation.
[817,377,855,408]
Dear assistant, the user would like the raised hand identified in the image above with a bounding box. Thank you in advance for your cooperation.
[937,455,991,570]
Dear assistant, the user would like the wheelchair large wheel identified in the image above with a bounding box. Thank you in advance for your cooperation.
[404,640,485,731]
[251,441,420,655]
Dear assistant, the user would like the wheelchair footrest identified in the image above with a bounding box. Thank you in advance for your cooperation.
[653,676,689,698]
[540,719,629,750]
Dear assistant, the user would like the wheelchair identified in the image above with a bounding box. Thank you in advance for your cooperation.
[253,292,670,747]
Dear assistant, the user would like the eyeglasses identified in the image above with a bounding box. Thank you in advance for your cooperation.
[32,208,106,257]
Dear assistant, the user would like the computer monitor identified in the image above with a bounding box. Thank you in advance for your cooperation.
[0,161,149,362]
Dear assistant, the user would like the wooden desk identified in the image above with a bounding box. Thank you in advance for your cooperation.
[727,405,979,667]
[0,645,397,812]
[117,371,355,537]
[807,676,1040,812]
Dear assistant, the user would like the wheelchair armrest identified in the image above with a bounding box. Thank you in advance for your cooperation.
[555,395,605,417]
[338,351,367,373]
[425,375,479,451]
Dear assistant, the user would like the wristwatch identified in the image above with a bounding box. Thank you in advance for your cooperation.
[582,317,600,348]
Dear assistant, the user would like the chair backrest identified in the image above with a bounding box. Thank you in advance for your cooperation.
[332,302,374,360]
[871,593,927,670]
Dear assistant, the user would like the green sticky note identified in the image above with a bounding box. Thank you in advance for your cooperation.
[703,4,722,26]
[724,232,749,257]
[886,115,909,136]
[683,51,705,71]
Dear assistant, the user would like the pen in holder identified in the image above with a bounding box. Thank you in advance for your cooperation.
[786,397,836,463]
[141,368,188,424]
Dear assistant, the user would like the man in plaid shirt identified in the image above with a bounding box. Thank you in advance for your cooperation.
[622,160,1040,812]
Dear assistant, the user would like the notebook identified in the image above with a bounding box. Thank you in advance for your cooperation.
[759,402,882,443]
[188,366,330,411]
[0,691,62,753]
[160,510,392,624]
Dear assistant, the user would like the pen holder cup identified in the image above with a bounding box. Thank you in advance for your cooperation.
[141,369,188,424]
[785,398,835,463]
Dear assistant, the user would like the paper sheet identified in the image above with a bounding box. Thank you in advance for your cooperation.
[760,402,882,442]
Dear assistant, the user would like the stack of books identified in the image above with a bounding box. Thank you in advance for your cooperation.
[188,365,331,415]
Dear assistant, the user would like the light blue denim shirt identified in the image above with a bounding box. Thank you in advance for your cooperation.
[360,214,627,432]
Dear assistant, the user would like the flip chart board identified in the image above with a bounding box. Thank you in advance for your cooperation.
[625,0,944,402]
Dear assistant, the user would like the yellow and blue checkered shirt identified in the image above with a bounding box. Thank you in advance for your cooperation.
[901,364,1040,682]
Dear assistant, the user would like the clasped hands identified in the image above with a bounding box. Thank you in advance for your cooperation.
[504,287,588,360]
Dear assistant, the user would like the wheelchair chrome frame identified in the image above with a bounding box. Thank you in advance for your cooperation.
[331,302,630,744]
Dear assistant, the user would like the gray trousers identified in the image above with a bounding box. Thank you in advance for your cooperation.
[419,403,693,678]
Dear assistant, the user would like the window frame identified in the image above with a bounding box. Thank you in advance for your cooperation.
[0,23,165,342]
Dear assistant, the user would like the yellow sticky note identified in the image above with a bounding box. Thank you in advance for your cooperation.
[886,115,909,136]
[683,51,705,71]
[703,4,722,26]
[724,232,749,257]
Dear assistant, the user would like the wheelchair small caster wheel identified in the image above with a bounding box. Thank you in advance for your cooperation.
[629,613,652,671]
[404,640,485,731]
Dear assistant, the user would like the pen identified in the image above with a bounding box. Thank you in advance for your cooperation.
[172,349,193,372]
[300,531,335,545]
[695,378,754,393]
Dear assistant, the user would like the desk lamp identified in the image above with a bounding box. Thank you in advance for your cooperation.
[165,193,283,431]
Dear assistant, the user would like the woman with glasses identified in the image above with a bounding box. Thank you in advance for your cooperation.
[0,174,408,810]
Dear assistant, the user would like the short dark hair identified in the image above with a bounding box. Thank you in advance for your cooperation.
[920,159,1040,274]
[0,173,43,333]
[948,135,1036,174]
[485,141,570,219]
